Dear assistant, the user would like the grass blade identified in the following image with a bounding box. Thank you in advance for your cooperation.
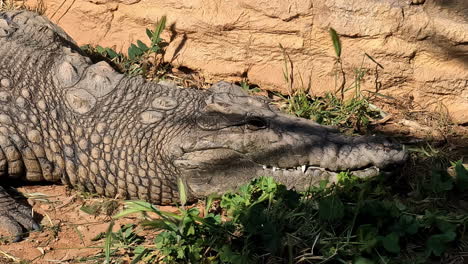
[365,53,384,69]
[104,221,115,264]
[153,16,167,42]
[329,27,341,58]
[178,177,187,207]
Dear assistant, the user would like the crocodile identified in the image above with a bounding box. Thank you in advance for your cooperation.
[0,10,407,241]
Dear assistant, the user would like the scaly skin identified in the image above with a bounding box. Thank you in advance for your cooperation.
[0,11,407,240]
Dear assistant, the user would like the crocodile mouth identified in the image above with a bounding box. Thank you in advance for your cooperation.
[258,163,382,177]
[175,147,401,196]
[253,163,384,188]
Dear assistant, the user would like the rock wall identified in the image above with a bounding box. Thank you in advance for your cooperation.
[23,0,468,124]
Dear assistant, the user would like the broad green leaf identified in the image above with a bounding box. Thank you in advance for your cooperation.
[137,40,149,52]
[381,232,400,254]
[219,245,249,264]
[96,45,106,54]
[356,224,378,253]
[146,28,153,40]
[329,27,341,58]
[319,195,344,221]
[426,170,453,193]
[128,44,143,60]
[426,231,456,256]
[453,160,468,191]
[130,247,149,264]
[392,215,419,235]
[105,48,119,59]
[436,219,456,233]
[128,45,136,60]
[354,257,375,264]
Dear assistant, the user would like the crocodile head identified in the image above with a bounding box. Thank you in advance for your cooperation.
[172,82,407,198]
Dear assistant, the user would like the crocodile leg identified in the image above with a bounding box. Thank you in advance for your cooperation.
[0,186,39,242]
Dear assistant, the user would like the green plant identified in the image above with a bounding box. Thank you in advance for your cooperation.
[239,81,261,93]
[98,161,467,263]
[278,91,381,131]
[276,28,387,132]
[80,16,169,77]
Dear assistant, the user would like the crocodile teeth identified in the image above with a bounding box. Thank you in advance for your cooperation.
[302,165,306,173]
[262,165,267,170]
[273,167,278,172]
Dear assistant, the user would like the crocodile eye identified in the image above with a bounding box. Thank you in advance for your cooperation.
[245,117,267,130]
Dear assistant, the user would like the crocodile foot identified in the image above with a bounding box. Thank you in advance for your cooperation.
[0,186,40,242]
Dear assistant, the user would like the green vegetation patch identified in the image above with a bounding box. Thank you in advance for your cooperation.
[92,161,467,264]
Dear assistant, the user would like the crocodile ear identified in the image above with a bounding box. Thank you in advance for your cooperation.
[208,81,248,97]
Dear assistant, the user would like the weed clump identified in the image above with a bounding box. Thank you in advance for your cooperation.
[81,16,169,78]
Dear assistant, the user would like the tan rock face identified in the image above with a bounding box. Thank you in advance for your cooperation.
[24,0,468,124]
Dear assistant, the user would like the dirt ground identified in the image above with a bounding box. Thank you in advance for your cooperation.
[0,185,127,263]
[0,184,182,263]
[0,115,466,264]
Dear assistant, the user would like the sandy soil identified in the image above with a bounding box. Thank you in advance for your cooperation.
[0,184,178,263]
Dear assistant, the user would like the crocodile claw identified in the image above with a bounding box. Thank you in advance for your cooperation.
[0,186,39,242]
